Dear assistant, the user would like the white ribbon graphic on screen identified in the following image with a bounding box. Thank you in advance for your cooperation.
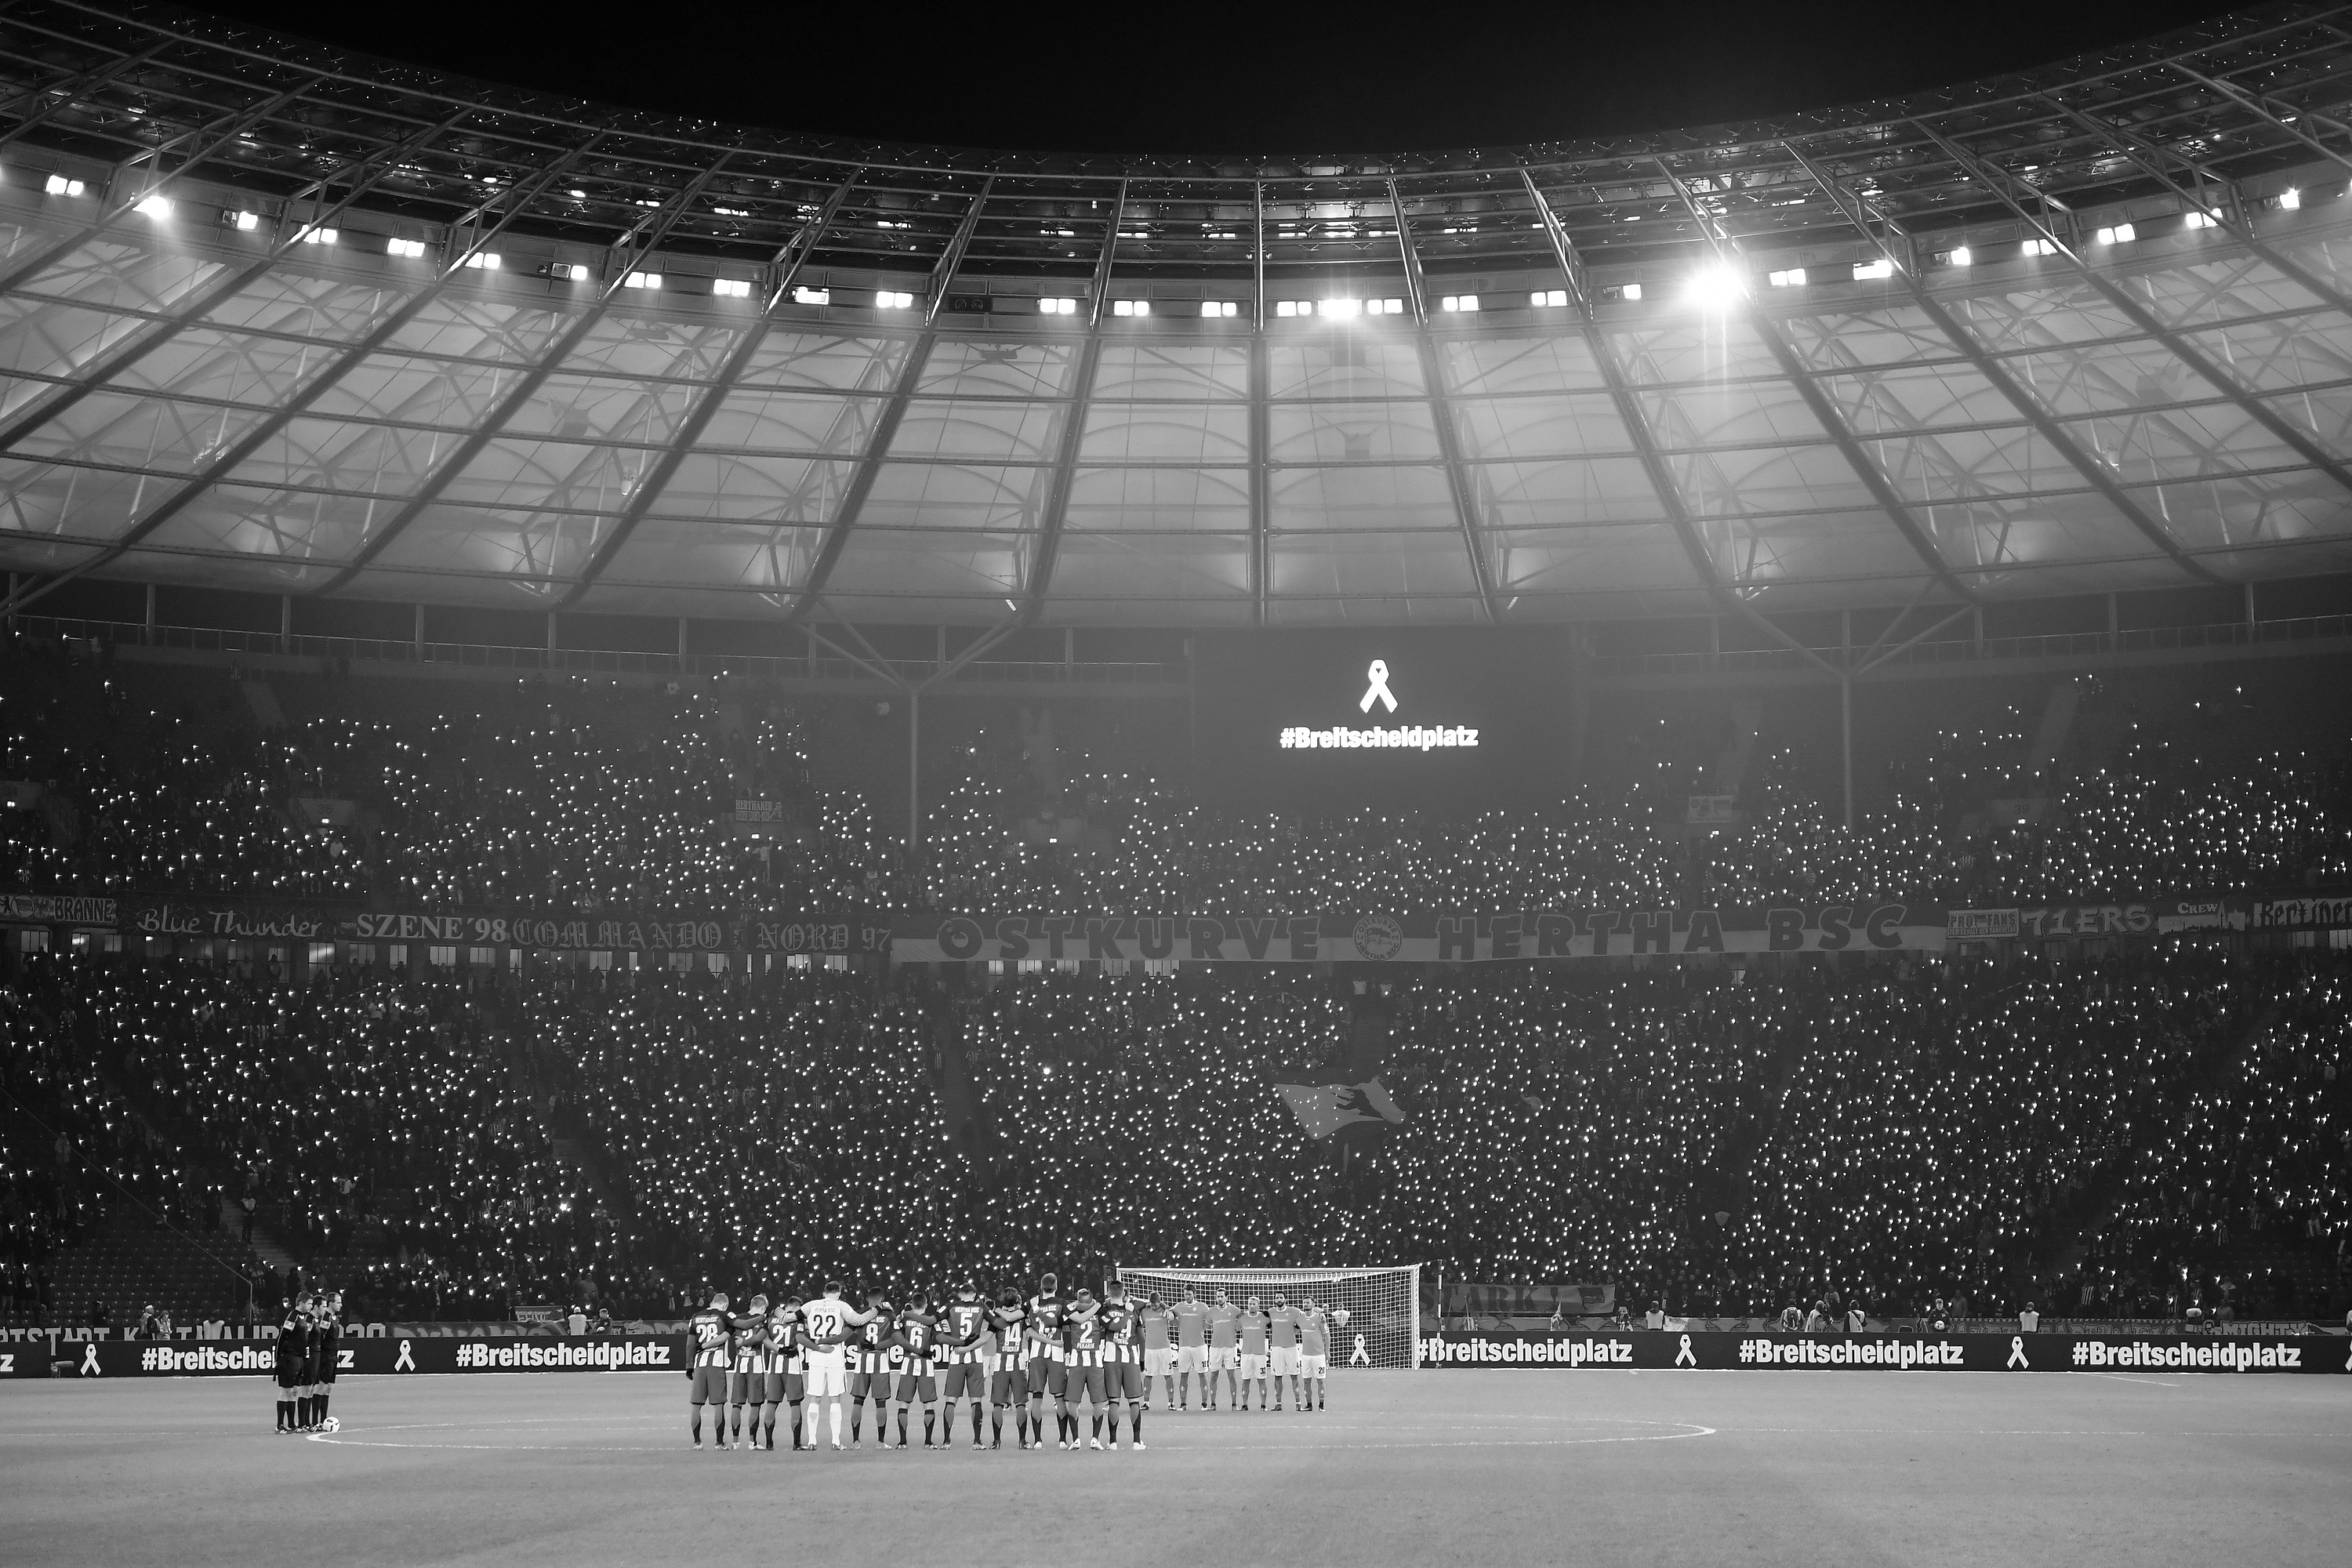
[1359,660,1397,713]
[79,1341,100,1376]
[2007,1336,2029,1370]
[393,1338,416,1373]
[1349,1334,1370,1366]
[1675,1334,1697,1367]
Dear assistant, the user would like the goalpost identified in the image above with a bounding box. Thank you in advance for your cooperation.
[1116,1265,1423,1368]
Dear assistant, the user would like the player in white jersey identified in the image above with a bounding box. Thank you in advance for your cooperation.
[795,1279,877,1451]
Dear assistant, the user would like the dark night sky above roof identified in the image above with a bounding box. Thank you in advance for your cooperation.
[185,0,2241,154]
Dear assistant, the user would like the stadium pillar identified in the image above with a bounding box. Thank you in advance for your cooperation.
[907,688,920,851]
[1841,675,1854,830]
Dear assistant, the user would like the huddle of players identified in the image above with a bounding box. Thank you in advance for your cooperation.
[686,1275,1336,1453]
[271,1289,343,1434]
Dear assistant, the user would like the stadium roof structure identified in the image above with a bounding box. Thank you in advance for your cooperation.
[4,2,2352,632]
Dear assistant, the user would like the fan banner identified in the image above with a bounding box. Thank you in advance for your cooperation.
[1444,1282,1617,1319]
[0,891,117,927]
[1421,1330,2352,1373]
[114,895,887,956]
[1273,1078,1406,1139]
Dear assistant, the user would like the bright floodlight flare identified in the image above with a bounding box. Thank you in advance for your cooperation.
[1685,263,1746,310]
[134,194,171,219]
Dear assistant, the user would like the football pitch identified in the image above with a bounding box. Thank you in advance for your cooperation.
[3,1369,2347,1566]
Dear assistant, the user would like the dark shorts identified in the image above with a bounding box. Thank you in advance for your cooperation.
[298,1357,319,1388]
[317,1360,338,1386]
[1062,1363,1105,1404]
[849,1370,888,1401]
[1104,1360,1144,1400]
[275,1364,302,1390]
[761,1370,792,1404]
[989,1367,1029,1406]
[689,1363,728,1404]
[894,1370,938,1404]
[939,1359,984,1399]
[1029,1356,1067,1399]
[728,1369,760,1405]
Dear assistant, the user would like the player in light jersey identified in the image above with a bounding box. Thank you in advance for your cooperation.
[848,1288,897,1449]
[1058,1287,1109,1450]
[797,1280,876,1451]
[1024,1273,1067,1453]
[726,1293,771,1447]
[1097,1279,1148,1450]
[985,1290,1031,1449]
[1138,1293,1175,1410]
[1171,1286,1210,1410]
[895,1293,945,1448]
[1236,1296,1271,1410]
[1267,1291,1304,1411]
[760,1296,804,1449]
[1298,1298,1330,1410]
[938,1281,991,1450]
[1206,1288,1242,1409]
[686,1291,735,1449]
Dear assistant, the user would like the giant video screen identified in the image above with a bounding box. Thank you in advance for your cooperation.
[1191,627,1576,812]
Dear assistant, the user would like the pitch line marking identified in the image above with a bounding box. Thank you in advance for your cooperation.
[305,1418,1717,1454]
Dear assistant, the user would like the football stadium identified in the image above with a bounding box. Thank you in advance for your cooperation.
[1,0,2350,1561]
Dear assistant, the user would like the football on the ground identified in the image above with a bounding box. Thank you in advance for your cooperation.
[317,1417,340,1433]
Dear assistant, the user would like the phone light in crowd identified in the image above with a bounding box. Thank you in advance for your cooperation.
[792,285,830,305]
[624,271,662,290]
[1039,296,1078,314]
[711,277,752,298]
[2183,209,2221,230]
[387,237,427,259]
[1853,258,1894,280]
[43,174,85,197]
[230,210,260,231]
[134,194,171,219]
[1112,299,1149,316]
[461,251,501,270]
[2092,223,2136,245]
[2022,237,2059,256]
[297,226,337,245]
[874,290,914,309]
[1686,263,1746,309]
[1766,267,1806,288]
[1199,299,1239,318]
[1439,294,1479,312]
[1530,289,1568,307]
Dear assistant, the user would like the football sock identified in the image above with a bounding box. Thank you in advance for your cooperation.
[276,1399,291,1430]
[316,1395,328,1425]
[923,1410,935,1444]
[1132,1406,1145,1444]
[829,1402,844,1445]
[299,1396,313,1426]
[849,1403,862,1442]
[993,1407,1005,1443]
[1091,1411,1102,1442]
[896,1408,909,1444]
[972,1403,985,1441]
[789,1401,804,1448]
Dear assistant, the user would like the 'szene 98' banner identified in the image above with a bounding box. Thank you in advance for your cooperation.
[115,897,887,956]
[895,905,1947,965]
[1424,1331,2352,1373]
[1,1334,686,1377]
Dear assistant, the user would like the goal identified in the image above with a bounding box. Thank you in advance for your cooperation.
[1116,1265,1423,1368]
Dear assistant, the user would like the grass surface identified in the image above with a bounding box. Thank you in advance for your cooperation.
[4,1368,2348,1566]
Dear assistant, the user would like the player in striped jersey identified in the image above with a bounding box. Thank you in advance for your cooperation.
[938,1281,991,1450]
[1097,1279,1148,1450]
[893,1293,943,1448]
[985,1290,1030,1449]
[848,1288,897,1449]
[1023,1273,1066,1454]
[1058,1287,1108,1450]
[685,1291,735,1449]
[726,1294,771,1448]
[760,1296,804,1449]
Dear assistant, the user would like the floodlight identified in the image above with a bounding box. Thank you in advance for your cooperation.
[1853,259,1894,281]
[134,194,171,219]
[1439,294,1479,312]
[2022,238,2058,256]
[297,226,337,245]
[792,285,831,305]
[1621,283,1642,301]
[1276,300,1306,318]
[461,251,501,270]
[230,211,260,231]
[1319,298,1361,318]
[1766,267,1806,288]
[387,237,426,259]
[1685,263,1746,309]
[712,277,752,298]
[2280,188,2301,209]
[875,290,913,309]
[1112,299,1150,317]
[1200,300,1238,318]
[1040,296,1078,314]
[1371,298,1405,314]
[2183,209,2220,230]
[1946,247,1973,267]
[43,174,85,197]
[2092,223,2135,245]
[625,271,662,290]
[1530,289,1568,308]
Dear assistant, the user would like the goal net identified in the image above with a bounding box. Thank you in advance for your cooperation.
[1116,1265,1422,1368]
